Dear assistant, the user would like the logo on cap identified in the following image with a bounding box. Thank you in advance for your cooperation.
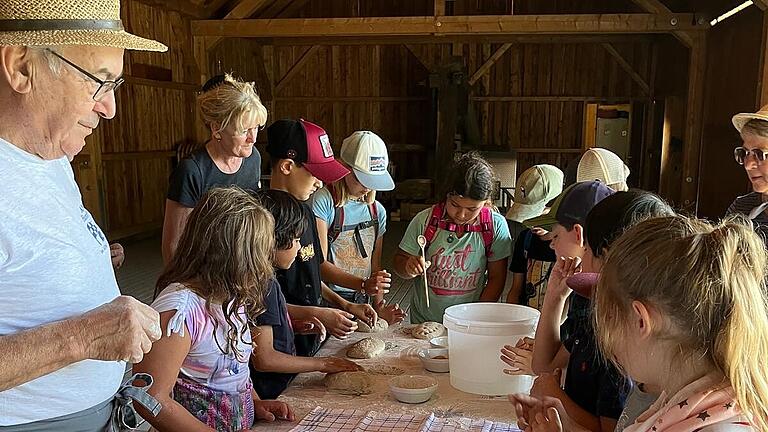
[319,134,333,158]
[369,156,386,172]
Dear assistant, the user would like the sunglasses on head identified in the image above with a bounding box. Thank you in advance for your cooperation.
[734,147,768,165]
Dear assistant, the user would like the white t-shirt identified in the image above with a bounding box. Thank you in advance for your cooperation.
[0,138,123,425]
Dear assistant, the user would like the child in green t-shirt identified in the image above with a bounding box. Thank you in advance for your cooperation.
[393,152,512,324]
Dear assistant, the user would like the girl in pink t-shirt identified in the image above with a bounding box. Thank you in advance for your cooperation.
[134,187,294,431]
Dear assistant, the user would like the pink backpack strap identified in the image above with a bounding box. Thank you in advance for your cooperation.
[479,207,494,258]
[422,202,444,250]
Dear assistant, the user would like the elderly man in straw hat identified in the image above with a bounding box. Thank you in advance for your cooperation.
[0,0,168,430]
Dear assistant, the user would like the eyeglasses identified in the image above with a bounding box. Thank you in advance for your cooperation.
[233,124,266,138]
[734,146,768,165]
[46,49,124,101]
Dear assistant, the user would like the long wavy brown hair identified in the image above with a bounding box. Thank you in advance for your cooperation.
[156,186,275,361]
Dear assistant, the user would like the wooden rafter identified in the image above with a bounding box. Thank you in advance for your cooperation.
[206,0,273,51]
[201,0,231,17]
[279,0,311,18]
[629,0,672,15]
[259,0,295,19]
[601,43,650,94]
[753,0,768,11]
[274,45,321,94]
[468,43,512,86]
[628,0,698,47]
[133,0,207,18]
[192,14,704,38]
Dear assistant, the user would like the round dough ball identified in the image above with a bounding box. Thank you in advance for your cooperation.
[357,318,389,333]
[412,321,445,340]
[323,371,373,395]
[347,337,386,359]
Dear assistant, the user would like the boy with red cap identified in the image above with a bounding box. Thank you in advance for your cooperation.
[262,119,376,358]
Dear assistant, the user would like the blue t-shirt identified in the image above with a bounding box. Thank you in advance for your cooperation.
[399,206,512,323]
[251,279,296,400]
[312,187,387,293]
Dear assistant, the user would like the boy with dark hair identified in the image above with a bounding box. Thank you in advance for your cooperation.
[526,181,628,432]
[249,189,362,399]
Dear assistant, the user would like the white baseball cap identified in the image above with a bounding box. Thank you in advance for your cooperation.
[340,131,395,191]
[577,148,629,189]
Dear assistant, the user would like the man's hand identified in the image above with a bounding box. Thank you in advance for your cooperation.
[77,296,161,364]
[530,407,564,432]
[375,299,405,325]
[501,337,535,376]
[291,317,327,341]
[317,308,357,339]
[253,400,295,423]
[110,243,125,270]
[362,270,392,296]
[345,302,377,327]
[319,357,363,374]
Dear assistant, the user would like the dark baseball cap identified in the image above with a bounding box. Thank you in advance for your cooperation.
[524,181,615,229]
[266,119,350,184]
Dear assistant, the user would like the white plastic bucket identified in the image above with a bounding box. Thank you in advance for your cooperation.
[443,303,540,396]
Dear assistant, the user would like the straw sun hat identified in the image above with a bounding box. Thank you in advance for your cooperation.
[0,0,167,52]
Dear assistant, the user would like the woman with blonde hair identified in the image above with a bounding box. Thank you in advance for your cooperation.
[162,73,268,264]
[524,215,768,432]
[134,187,294,431]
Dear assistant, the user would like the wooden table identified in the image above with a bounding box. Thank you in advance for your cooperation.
[255,324,519,431]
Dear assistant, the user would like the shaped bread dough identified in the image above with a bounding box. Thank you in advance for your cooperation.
[346,337,386,359]
[412,321,445,340]
[323,371,373,395]
[357,318,389,333]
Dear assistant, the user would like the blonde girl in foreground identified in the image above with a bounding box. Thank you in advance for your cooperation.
[523,215,768,432]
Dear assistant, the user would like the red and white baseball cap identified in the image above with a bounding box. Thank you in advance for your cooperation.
[266,119,350,184]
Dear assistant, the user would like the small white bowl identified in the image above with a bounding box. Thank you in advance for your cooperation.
[389,375,438,404]
[429,336,448,348]
[418,348,450,373]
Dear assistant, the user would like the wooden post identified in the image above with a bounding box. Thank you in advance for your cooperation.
[758,10,768,107]
[193,36,210,143]
[434,0,446,16]
[680,32,707,213]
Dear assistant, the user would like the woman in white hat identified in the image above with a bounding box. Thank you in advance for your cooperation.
[729,105,768,243]
[312,131,405,324]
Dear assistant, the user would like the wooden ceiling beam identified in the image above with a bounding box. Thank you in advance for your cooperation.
[601,43,650,94]
[267,34,656,46]
[628,0,701,47]
[754,0,768,11]
[192,14,704,38]
[468,42,512,86]
[206,0,273,51]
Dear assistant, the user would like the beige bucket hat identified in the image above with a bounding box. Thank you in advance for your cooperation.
[0,0,167,52]
[732,104,768,133]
